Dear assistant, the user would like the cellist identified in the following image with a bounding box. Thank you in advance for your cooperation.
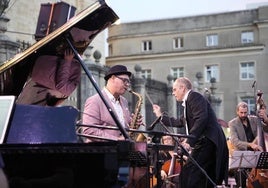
[157,135,181,188]
[247,92,268,188]
[229,102,264,188]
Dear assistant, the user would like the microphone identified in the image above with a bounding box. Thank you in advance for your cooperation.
[252,81,256,88]
[146,116,161,130]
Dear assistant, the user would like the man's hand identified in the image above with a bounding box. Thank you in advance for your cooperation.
[160,170,167,180]
[181,139,192,152]
[248,142,263,151]
[259,108,268,124]
[153,104,162,117]
[64,49,74,62]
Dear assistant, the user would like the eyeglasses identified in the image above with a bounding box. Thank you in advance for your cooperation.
[115,75,130,84]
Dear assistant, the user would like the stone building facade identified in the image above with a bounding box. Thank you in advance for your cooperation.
[3,0,106,64]
[107,6,268,128]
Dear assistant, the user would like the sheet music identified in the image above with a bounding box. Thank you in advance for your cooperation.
[229,150,261,169]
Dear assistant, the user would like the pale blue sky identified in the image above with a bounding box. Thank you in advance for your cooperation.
[106,0,268,23]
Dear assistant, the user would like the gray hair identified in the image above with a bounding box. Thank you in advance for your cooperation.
[236,102,248,111]
[176,77,192,90]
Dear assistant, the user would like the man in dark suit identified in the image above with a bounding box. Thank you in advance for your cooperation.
[153,77,229,188]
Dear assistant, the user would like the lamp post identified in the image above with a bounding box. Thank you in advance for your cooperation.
[0,0,9,17]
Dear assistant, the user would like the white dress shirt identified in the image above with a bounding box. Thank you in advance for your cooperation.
[104,88,126,127]
[182,90,191,135]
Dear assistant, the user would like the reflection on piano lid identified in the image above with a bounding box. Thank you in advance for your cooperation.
[0,0,119,100]
[5,104,79,144]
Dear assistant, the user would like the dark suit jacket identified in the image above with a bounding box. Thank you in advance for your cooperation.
[161,90,229,184]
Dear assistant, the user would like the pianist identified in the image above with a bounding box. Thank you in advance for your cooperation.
[17,48,81,106]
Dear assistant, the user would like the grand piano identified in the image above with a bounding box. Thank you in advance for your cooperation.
[0,1,148,187]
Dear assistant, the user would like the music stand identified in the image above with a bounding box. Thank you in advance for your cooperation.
[229,151,261,188]
[255,152,268,169]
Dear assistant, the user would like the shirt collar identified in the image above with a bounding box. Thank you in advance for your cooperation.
[182,90,191,107]
[104,87,119,103]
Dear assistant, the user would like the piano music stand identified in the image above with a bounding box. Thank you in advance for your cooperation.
[229,151,261,188]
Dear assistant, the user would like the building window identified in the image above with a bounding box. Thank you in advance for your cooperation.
[142,40,152,51]
[171,67,184,79]
[141,69,151,79]
[242,97,255,115]
[205,65,219,82]
[240,62,255,80]
[241,31,254,44]
[206,34,218,47]
[173,37,183,49]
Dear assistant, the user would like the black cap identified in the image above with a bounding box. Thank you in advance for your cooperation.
[104,65,132,81]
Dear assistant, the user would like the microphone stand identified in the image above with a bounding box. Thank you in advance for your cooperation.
[147,128,193,188]
[178,142,217,188]
[157,122,217,188]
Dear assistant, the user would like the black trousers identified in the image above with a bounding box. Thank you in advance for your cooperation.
[180,137,216,188]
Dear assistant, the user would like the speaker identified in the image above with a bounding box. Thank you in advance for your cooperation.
[35,1,76,40]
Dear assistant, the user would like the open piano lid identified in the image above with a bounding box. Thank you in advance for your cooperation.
[0,0,119,98]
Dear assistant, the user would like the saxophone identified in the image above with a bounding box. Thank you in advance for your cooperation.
[128,89,146,141]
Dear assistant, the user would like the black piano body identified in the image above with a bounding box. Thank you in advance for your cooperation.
[0,1,149,187]
[1,103,146,188]
[0,141,133,188]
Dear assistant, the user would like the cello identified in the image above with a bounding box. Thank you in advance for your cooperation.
[161,153,181,188]
[160,137,181,188]
[247,90,268,188]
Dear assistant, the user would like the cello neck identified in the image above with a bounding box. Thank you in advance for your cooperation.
[167,152,177,176]
[256,90,267,151]
[257,122,266,152]
[167,139,179,176]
